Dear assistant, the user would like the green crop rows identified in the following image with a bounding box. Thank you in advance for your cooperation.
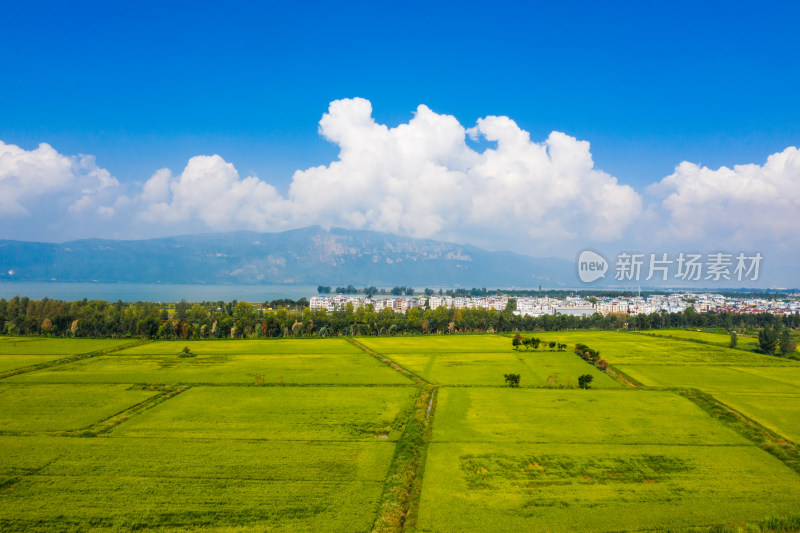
[1,333,799,531]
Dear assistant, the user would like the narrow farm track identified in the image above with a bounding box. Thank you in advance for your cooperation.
[64,385,190,437]
[345,338,441,532]
[606,364,640,387]
[348,337,429,385]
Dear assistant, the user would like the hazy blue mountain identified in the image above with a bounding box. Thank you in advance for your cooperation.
[0,227,575,287]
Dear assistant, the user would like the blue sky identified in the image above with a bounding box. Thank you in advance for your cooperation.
[3,0,798,188]
[1,1,799,284]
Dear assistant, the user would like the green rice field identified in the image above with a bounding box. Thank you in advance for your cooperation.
[358,336,620,387]
[4,338,409,385]
[638,329,761,351]
[0,333,798,531]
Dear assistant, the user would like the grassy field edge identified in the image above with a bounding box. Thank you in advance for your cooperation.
[372,385,437,532]
[677,388,800,475]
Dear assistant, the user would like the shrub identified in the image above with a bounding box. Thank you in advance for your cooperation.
[178,346,196,358]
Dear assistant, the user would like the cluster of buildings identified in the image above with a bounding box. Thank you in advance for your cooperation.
[309,295,425,313]
[513,293,800,317]
[514,295,690,317]
[309,292,800,316]
[309,294,511,313]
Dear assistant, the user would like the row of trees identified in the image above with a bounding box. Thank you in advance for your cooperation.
[574,343,610,370]
[317,285,416,296]
[512,334,567,351]
[1,295,798,340]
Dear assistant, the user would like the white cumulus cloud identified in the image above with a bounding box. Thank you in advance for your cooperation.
[648,146,800,249]
[130,98,643,251]
[0,141,121,238]
[287,98,641,247]
[137,154,291,230]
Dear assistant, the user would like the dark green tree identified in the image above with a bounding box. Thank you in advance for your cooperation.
[758,327,779,355]
[174,299,190,321]
[729,330,738,349]
[778,328,796,356]
[504,373,521,388]
[578,374,594,389]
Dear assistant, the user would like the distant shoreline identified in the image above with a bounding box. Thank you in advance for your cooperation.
[0,282,318,303]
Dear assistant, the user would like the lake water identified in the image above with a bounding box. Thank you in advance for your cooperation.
[0,283,320,302]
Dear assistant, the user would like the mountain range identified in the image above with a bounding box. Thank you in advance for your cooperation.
[0,226,575,287]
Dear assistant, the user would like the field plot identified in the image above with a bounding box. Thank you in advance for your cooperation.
[4,338,411,385]
[113,386,417,440]
[418,387,800,532]
[613,364,800,393]
[0,435,393,532]
[0,337,132,355]
[0,383,158,432]
[118,338,361,355]
[420,442,800,532]
[0,337,421,531]
[576,332,800,444]
[711,391,800,443]
[360,335,512,353]
[0,435,394,481]
[641,329,760,351]
[520,330,789,366]
[431,388,747,445]
[0,385,416,531]
[0,337,135,373]
[359,337,619,387]
[0,354,75,373]
[735,365,800,388]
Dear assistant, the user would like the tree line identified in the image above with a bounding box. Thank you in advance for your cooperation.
[0,295,798,341]
[317,285,415,296]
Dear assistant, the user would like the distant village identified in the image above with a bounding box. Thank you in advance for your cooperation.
[309,293,800,316]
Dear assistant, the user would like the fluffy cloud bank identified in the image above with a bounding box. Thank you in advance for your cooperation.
[1,98,798,258]
[135,98,641,248]
[649,146,800,249]
[0,141,119,219]
[287,99,641,243]
[138,155,291,230]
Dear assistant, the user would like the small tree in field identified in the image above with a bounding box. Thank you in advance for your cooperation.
[504,373,521,388]
[512,334,522,350]
[178,346,195,358]
[729,331,738,348]
[578,374,594,389]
